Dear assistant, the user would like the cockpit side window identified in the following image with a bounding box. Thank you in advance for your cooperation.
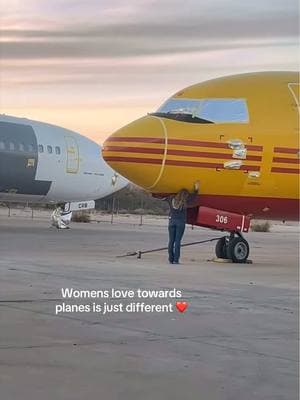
[152,98,249,124]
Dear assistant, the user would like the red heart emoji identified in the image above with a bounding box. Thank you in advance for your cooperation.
[176,301,188,313]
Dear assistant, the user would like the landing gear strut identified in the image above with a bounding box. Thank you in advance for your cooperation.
[215,232,249,263]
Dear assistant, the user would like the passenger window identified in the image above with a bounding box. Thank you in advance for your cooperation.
[0,141,5,150]
[38,144,44,153]
[9,142,15,151]
[19,143,25,151]
[28,144,34,152]
[47,145,53,154]
[55,146,61,155]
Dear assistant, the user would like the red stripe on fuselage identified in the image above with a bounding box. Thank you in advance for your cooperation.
[271,167,300,174]
[274,147,299,154]
[105,137,262,151]
[103,155,260,171]
[104,146,262,161]
[105,137,165,144]
[273,157,300,164]
[104,146,164,155]
[167,138,262,152]
[103,156,162,165]
[165,159,260,171]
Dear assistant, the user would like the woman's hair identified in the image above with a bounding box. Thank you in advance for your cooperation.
[172,189,189,209]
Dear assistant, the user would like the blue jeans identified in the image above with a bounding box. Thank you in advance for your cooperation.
[168,221,185,263]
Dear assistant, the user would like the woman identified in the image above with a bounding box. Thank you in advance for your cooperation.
[167,183,199,264]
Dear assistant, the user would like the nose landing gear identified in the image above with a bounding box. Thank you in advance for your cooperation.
[215,233,250,263]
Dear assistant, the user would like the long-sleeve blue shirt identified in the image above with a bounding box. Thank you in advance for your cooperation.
[167,194,198,224]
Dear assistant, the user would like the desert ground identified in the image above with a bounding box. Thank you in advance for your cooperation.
[0,209,298,400]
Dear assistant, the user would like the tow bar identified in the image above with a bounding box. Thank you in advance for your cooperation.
[117,237,223,259]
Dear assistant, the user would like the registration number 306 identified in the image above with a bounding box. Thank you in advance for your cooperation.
[216,215,228,224]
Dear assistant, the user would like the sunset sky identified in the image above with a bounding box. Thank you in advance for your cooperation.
[0,0,299,143]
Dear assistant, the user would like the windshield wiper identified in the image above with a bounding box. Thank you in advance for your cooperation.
[150,112,214,124]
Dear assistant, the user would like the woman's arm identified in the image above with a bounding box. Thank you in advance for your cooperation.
[186,193,199,208]
[186,181,200,208]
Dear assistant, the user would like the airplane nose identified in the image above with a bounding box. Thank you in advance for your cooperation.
[102,115,167,189]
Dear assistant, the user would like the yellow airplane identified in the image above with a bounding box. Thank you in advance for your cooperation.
[102,71,299,263]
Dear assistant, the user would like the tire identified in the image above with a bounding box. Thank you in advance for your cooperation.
[226,237,249,263]
[215,237,228,259]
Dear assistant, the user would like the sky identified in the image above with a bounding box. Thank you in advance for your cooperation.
[0,0,299,143]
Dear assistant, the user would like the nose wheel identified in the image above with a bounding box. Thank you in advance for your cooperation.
[215,233,249,263]
[215,236,228,259]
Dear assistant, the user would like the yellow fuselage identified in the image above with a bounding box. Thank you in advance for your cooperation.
[103,72,299,220]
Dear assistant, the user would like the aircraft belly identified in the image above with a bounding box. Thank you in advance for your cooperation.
[0,192,46,202]
[45,176,97,202]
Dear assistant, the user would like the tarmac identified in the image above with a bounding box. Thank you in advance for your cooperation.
[0,213,298,400]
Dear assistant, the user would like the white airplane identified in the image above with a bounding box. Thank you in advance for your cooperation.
[0,114,127,226]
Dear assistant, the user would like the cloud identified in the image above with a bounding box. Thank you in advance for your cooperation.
[1,40,296,61]
[0,0,298,60]
[0,0,298,139]
[1,21,298,61]
[2,12,299,40]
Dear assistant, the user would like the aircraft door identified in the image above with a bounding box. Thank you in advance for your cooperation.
[65,136,79,173]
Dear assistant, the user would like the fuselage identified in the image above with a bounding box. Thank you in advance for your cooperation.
[0,115,127,203]
[102,72,299,220]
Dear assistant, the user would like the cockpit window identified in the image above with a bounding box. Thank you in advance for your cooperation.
[152,98,249,124]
